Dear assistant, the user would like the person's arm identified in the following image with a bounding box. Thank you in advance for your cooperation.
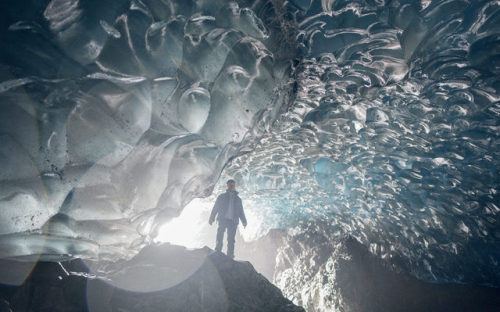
[209,195,221,225]
[238,198,247,227]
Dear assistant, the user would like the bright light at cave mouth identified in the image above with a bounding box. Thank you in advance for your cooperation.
[154,196,267,249]
[155,198,213,249]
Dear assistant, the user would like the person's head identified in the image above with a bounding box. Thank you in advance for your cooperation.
[226,179,236,191]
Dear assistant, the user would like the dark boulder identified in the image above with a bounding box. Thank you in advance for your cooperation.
[0,244,304,312]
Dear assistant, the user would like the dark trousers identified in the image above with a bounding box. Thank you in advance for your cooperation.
[215,219,237,257]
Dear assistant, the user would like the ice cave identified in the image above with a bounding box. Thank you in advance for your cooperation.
[0,0,499,311]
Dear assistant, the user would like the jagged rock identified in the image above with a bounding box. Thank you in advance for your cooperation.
[235,228,287,281]
[275,234,500,312]
[0,244,304,312]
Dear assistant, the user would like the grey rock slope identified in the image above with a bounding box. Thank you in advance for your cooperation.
[275,234,500,312]
[0,244,304,312]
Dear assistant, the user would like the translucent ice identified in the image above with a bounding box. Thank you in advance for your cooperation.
[1,0,500,298]
[0,0,294,261]
[221,0,500,289]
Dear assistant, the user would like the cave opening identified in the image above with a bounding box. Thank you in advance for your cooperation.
[1,0,500,311]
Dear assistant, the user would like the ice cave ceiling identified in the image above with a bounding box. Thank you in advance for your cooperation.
[0,0,499,288]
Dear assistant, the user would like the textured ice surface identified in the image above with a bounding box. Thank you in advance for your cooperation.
[1,0,500,295]
[0,0,294,259]
[221,0,500,287]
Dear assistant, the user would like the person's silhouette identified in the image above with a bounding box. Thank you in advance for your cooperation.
[209,179,247,258]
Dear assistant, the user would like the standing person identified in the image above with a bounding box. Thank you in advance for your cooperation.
[209,179,247,258]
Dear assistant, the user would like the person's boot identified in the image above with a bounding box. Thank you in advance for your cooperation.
[227,246,234,259]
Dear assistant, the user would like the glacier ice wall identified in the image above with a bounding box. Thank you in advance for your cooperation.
[222,0,500,287]
[0,0,296,258]
[1,0,499,294]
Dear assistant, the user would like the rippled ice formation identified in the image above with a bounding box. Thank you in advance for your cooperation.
[0,0,295,259]
[223,0,500,286]
[0,0,499,290]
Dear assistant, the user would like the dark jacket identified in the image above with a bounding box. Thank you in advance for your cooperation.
[209,190,247,225]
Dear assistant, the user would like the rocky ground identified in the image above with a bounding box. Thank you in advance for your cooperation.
[0,244,304,312]
[273,233,500,312]
[1,236,499,312]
